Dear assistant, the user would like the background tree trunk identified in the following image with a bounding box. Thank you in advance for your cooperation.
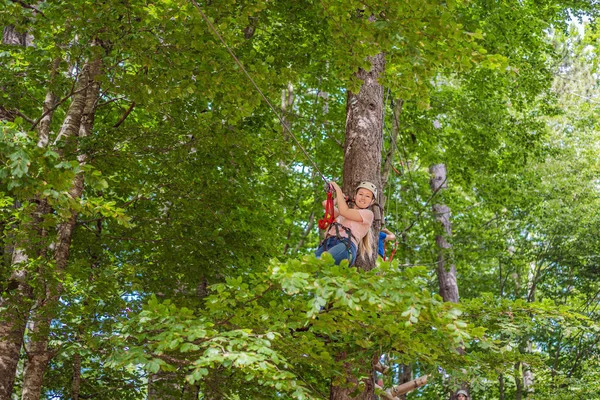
[429,164,459,303]
[21,54,103,400]
[0,250,32,399]
[429,164,463,399]
[397,364,412,400]
[0,24,39,398]
[2,25,32,46]
[71,349,81,400]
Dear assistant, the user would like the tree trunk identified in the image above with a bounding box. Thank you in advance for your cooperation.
[429,164,463,400]
[281,82,294,140]
[329,53,384,400]
[21,54,103,400]
[37,57,61,148]
[342,52,385,272]
[0,170,53,399]
[397,364,412,400]
[0,25,39,398]
[329,356,376,400]
[0,250,32,399]
[515,362,523,400]
[2,25,33,46]
[429,164,459,303]
[523,362,534,398]
[72,351,81,400]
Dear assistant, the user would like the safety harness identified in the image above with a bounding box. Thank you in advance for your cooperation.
[318,190,360,264]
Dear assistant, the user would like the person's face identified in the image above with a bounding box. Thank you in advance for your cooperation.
[355,188,374,208]
[457,394,467,400]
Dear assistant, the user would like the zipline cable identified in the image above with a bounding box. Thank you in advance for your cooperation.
[190,0,330,185]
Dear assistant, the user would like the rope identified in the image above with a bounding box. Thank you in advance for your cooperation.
[190,0,329,185]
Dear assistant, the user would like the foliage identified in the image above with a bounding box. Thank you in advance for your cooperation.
[1,0,600,399]
[110,256,480,398]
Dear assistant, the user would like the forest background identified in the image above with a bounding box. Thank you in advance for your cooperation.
[1,0,600,399]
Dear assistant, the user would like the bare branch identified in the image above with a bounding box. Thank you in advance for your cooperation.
[113,101,136,128]
[0,105,34,124]
[10,0,46,17]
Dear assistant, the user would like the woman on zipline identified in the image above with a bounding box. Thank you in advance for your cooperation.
[315,181,376,266]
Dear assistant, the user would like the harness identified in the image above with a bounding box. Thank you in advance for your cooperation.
[318,222,357,264]
[318,193,360,264]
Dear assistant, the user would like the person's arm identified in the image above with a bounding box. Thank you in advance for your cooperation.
[382,228,396,242]
[329,181,365,222]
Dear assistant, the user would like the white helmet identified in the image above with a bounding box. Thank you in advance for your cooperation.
[356,181,377,198]
[456,390,469,397]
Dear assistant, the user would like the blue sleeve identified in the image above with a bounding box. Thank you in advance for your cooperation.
[378,231,387,257]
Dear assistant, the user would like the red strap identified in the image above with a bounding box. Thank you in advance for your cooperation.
[388,242,398,263]
[318,191,335,230]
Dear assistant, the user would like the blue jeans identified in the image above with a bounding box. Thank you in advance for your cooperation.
[315,237,357,266]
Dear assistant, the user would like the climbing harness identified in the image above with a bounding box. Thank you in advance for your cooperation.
[316,185,365,265]
[320,221,358,265]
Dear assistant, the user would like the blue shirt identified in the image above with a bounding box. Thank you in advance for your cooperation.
[378,231,387,258]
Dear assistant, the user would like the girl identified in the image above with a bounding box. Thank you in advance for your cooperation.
[315,181,376,266]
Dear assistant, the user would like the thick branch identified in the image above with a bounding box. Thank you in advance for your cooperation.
[390,375,428,397]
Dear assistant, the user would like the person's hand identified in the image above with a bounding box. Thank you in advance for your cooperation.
[329,181,343,196]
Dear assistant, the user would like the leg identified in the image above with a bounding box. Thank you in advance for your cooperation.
[322,241,352,265]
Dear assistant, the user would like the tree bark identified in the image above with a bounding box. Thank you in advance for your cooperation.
[0,250,32,399]
[397,364,412,400]
[429,164,459,303]
[281,82,294,140]
[37,57,61,148]
[342,52,385,272]
[2,25,33,46]
[515,361,523,400]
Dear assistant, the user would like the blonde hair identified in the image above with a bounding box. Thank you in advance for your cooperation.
[358,227,374,259]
